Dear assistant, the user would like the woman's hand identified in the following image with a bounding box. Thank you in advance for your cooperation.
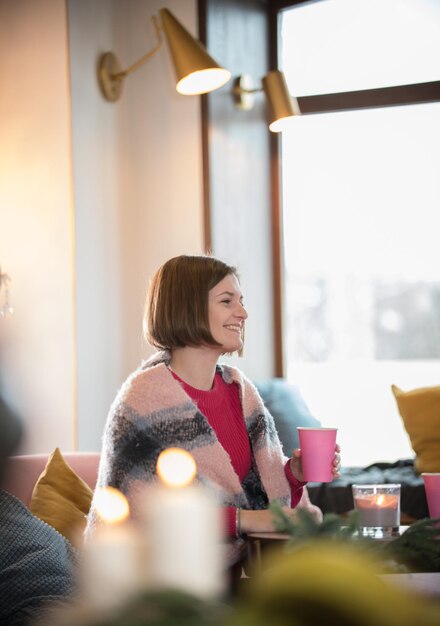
[290,444,341,482]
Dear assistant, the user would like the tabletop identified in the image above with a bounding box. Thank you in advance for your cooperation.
[244,527,440,600]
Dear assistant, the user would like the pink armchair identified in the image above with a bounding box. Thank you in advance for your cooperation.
[1,452,100,506]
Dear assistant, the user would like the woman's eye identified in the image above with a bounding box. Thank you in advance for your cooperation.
[221,299,231,305]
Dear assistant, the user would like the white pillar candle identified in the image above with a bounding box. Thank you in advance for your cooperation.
[144,448,224,598]
[81,487,146,610]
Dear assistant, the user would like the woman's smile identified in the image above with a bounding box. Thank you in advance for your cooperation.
[224,324,242,333]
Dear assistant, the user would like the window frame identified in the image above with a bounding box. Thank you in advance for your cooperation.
[270,0,440,111]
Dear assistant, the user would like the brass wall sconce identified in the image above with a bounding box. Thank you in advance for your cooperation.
[98,8,231,102]
[233,70,301,132]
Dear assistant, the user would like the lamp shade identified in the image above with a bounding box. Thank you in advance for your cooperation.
[159,8,230,95]
[262,70,300,132]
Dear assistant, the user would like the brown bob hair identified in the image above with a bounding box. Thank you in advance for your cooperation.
[145,255,240,351]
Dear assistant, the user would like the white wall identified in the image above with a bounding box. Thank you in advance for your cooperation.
[68,0,204,450]
[1,0,277,454]
[0,0,204,453]
[0,0,75,453]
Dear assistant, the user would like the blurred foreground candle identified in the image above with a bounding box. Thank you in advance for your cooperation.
[144,448,224,597]
[352,484,400,539]
[82,487,145,610]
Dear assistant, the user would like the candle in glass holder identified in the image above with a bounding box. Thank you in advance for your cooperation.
[352,484,400,538]
[142,448,224,598]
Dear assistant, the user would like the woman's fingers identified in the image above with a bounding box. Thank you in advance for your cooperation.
[332,449,341,477]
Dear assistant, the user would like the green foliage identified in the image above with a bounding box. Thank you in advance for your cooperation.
[271,501,359,541]
[46,589,230,626]
[269,502,440,573]
[47,509,440,626]
[91,590,228,626]
[381,517,440,572]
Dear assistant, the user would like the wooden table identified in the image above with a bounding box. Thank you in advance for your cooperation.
[246,526,410,566]
[380,573,440,599]
[245,528,440,600]
[245,531,288,573]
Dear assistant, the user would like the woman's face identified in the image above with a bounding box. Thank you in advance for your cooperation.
[208,273,248,353]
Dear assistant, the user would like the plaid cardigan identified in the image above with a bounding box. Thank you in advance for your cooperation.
[85,351,292,538]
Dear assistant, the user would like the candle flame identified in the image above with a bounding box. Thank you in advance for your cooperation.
[157,448,197,488]
[376,494,386,506]
[94,487,130,524]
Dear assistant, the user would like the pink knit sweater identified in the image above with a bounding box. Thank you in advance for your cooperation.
[85,351,307,543]
[171,369,304,536]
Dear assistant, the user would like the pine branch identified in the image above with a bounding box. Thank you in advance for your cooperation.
[270,501,359,541]
[383,517,440,572]
[270,502,440,573]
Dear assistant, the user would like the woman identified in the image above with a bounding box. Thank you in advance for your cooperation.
[86,255,340,540]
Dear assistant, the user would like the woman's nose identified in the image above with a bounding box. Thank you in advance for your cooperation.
[236,303,248,319]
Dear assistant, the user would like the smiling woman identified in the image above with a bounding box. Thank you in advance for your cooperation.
[85,254,340,582]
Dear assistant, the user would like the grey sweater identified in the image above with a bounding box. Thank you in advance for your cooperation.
[0,490,77,626]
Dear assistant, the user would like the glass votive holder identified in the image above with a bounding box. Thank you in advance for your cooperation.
[352,484,401,539]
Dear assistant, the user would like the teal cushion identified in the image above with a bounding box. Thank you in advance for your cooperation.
[255,378,321,455]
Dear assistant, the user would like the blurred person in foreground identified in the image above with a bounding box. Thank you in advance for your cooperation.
[0,395,76,626]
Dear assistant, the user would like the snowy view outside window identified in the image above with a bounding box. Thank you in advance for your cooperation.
[280,0,440,466]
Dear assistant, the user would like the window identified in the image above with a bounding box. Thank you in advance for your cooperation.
[281,0,440,95]
[279,0,440,466]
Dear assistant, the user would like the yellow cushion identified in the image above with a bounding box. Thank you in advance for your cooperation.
[391,384,440,473]
[29,448,93,547]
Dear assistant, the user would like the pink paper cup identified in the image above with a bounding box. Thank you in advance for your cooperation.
[422,473,440,518]
[297,427,338,482]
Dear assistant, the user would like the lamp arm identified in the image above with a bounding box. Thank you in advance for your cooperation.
[115,15,164,79]
[232,85,262,95]
[232,74,262,111]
